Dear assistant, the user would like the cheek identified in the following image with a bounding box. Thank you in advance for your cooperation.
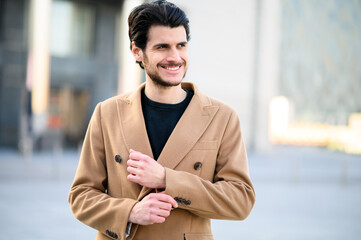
[145,55,162,67]
[181,52,188,63]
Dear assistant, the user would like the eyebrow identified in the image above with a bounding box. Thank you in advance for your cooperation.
[178,41,188,45]
[152,41,188,49]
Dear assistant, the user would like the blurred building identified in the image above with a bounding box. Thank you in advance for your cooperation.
[0,0,136,150]
[272,0,361,154]
[0,0,360,154]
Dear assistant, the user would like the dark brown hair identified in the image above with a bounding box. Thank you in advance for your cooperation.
[128,0,190,68]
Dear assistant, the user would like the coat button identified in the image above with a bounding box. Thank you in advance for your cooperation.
[194,162,202,170]
[106,230,118,239]
[115,155,121,163]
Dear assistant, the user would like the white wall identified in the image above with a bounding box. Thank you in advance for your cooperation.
[172,0,257,147]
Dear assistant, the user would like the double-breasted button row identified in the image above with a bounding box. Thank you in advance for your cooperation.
[105,230,118,239]
[174,197,191,206]
[115,155,122,163]
[194,161,202,170]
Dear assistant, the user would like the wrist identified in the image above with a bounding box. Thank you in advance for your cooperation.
[128,203,138,223]
[160,167,166,188]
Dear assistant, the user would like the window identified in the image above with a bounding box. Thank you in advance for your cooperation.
[50,0,95,57]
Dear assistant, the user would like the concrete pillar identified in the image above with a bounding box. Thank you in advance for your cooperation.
[253,0,281,151]
[27,0,52,136]
[117,0,143,94]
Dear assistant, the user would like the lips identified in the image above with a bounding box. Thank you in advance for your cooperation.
[160,63,184,71]
[164,65,181,71]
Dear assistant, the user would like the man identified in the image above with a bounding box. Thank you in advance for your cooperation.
[68,1,255,240]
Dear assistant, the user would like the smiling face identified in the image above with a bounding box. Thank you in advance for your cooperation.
[132,25,188,88]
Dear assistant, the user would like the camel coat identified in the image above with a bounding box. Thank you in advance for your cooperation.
[68,82,255,240]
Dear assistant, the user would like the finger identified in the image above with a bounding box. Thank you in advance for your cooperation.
[167,197,178,208]
[153,193,178,208]
[149,198,172,211]
[127,159,139,167]
[127,166,138,175]
[149,215,166,224]
[158,202,172,211]
[153,209,171,218]
[129,151,151,162]
[127,174,139,183]
[129,149,141,160]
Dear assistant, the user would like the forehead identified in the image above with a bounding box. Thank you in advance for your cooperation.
[147,25,187,45]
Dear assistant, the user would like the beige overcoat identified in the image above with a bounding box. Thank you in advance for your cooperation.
[68,82,255,240]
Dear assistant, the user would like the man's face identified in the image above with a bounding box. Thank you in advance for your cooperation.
[136,25,188,87]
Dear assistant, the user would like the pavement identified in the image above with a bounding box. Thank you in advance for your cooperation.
[0,146,361,240]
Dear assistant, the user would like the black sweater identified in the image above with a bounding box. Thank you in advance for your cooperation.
[141,89,193,160]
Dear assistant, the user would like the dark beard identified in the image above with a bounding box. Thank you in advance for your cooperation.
[147,70,186,88]
[142,52,187,87]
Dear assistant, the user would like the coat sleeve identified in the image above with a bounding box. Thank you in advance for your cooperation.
[68,103,137,240]
[164,110,256,220]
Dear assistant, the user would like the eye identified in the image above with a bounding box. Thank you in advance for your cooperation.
[157,44,167,49]
[178,43,187,48]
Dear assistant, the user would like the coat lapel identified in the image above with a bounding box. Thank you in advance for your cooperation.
[116,83,153,158]
[157,84,219,169]
[137,82,219,200]
[117,83,154,200]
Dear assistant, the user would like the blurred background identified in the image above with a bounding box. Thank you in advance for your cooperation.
[0,0,360,239]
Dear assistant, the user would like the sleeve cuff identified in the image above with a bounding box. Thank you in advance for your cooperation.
[125,222,132,238]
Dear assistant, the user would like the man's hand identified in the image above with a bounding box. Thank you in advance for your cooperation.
[127,149,166,188]
[128,193,178,225]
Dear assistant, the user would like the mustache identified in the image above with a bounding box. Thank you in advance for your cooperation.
[159,61,185,67]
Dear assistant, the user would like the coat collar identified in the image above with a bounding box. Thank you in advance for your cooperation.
[116,82,219,199]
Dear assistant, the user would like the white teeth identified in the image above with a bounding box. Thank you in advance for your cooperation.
[165,66,180,71]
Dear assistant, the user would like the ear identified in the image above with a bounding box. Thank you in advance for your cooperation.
[131,42,143,62]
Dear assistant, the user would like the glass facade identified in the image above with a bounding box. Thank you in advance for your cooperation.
[50,0,96,58]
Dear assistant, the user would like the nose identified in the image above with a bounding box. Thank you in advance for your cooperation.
[166,47,182,62]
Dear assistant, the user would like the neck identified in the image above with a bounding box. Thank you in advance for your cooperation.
[144,80,186,104]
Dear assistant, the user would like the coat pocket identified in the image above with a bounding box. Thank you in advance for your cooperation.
[184,232,215,240]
